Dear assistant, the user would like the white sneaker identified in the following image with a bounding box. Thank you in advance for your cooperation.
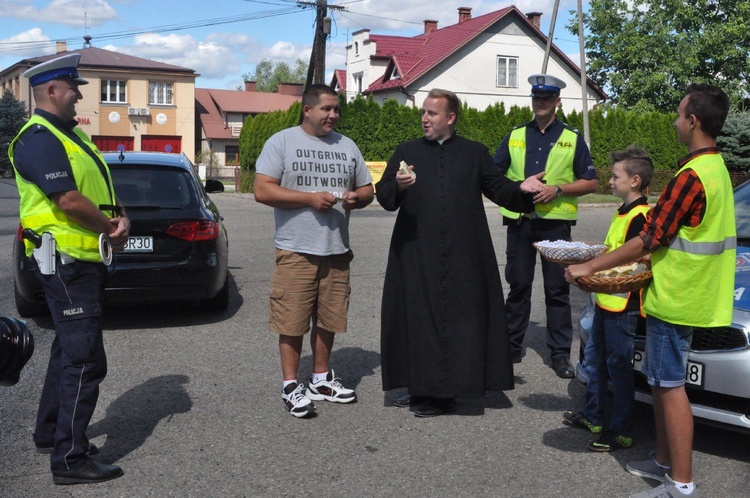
[629,475,699,498]
[305,369,357,403]
[282,382,315,418]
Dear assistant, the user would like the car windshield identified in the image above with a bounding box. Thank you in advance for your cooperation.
[734,181,750,244]
[110,167,197,209]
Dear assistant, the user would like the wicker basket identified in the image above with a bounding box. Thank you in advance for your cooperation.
[577,270,653,294]
[533,241,608,265]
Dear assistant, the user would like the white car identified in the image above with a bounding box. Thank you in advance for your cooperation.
[576,180,750,434]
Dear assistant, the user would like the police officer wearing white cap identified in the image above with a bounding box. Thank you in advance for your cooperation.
[8,53,130,484]
[493,74,598,378]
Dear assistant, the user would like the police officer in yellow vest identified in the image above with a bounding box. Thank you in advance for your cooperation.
[9,53,130,485]
[493,74,598,378]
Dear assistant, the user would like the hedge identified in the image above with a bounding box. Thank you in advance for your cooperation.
[238,95,750,194]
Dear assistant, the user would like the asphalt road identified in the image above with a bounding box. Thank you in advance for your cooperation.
[1,179,748,497]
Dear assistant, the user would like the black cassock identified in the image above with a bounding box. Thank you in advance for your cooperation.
[376,134,533,398]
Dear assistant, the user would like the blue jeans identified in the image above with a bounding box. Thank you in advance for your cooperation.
[583,306,639,437]
[644,315,693,388]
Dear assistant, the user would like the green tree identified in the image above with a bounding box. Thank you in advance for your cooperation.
[478,102,508,152]
[718,111,750,172]
[456,103,482,145]
[571,0,750,111]
[0,90,28,176]
[238,102,301,173]
[336,95,382,160]
[241,58,308,92]
[370,99,412,160]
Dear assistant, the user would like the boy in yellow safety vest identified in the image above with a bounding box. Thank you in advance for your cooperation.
[562,146,653,451]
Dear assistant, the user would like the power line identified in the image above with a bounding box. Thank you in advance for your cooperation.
[296,1,347,86]
[339,10,423,28]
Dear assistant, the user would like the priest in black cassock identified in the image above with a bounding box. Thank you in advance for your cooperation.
[376,88,546,417]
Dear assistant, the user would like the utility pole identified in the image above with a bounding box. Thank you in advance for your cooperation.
[297,0,346,87]
[541,0,590,146]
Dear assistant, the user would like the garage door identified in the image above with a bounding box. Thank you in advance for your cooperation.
[142,135,182,154]
[92,136,134,152]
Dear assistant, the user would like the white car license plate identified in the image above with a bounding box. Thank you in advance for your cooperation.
[633,350,704,388]
[123,236,153,253]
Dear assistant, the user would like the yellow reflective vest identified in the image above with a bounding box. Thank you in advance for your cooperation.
[643,152,736,327]
[9,114,116,262]
[500,125,578,220]
[595,203,651,312]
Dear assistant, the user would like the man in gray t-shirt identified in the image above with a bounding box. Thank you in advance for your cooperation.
[255,84,373,418]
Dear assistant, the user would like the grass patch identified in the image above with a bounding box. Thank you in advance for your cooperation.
[580,194,620,204]
[580,193,661,205]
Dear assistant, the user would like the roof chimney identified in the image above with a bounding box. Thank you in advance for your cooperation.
[244,81,257,92]
[423,19,438,34]
[55,40,67,53]
[458,7,472,23]
[278,82,304,97]
[526,12,542,30]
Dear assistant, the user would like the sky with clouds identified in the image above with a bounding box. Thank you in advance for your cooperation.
[0,0,588,90]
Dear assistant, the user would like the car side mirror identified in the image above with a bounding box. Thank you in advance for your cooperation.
[205,179,225,193]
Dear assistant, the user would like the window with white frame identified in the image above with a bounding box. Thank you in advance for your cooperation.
[149,81,174,105]
[101,79,127,103]
[496,56,518,88]
[353,73,363,94]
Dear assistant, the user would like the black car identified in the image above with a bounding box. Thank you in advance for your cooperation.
[13,151,229,316]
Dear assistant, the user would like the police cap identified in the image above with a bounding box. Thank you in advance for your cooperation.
[23,53,89,87]
[528,73,566,97]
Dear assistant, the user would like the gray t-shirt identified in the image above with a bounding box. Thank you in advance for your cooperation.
[256,126,372,256]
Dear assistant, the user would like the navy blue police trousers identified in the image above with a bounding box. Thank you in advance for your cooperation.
[32,258,108,472]
[504,217,573,360]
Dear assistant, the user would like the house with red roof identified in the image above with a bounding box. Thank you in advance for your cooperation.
[195,81,302,172]
[331,6,606,113]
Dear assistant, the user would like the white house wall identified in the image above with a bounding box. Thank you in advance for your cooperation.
[346,31,391,101]
[353,18,601,113]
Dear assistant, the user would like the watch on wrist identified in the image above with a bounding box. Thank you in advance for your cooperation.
[556,186,563,197]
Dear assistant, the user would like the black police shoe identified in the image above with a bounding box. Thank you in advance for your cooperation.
[52,458,123,485]
[552,356,575,379]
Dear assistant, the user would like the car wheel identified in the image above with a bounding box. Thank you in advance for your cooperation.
[201,276,229,312]
[14,281,49,318]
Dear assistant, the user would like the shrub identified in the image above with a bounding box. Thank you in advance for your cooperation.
[237,94,749,197]
[240,169,256,193]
